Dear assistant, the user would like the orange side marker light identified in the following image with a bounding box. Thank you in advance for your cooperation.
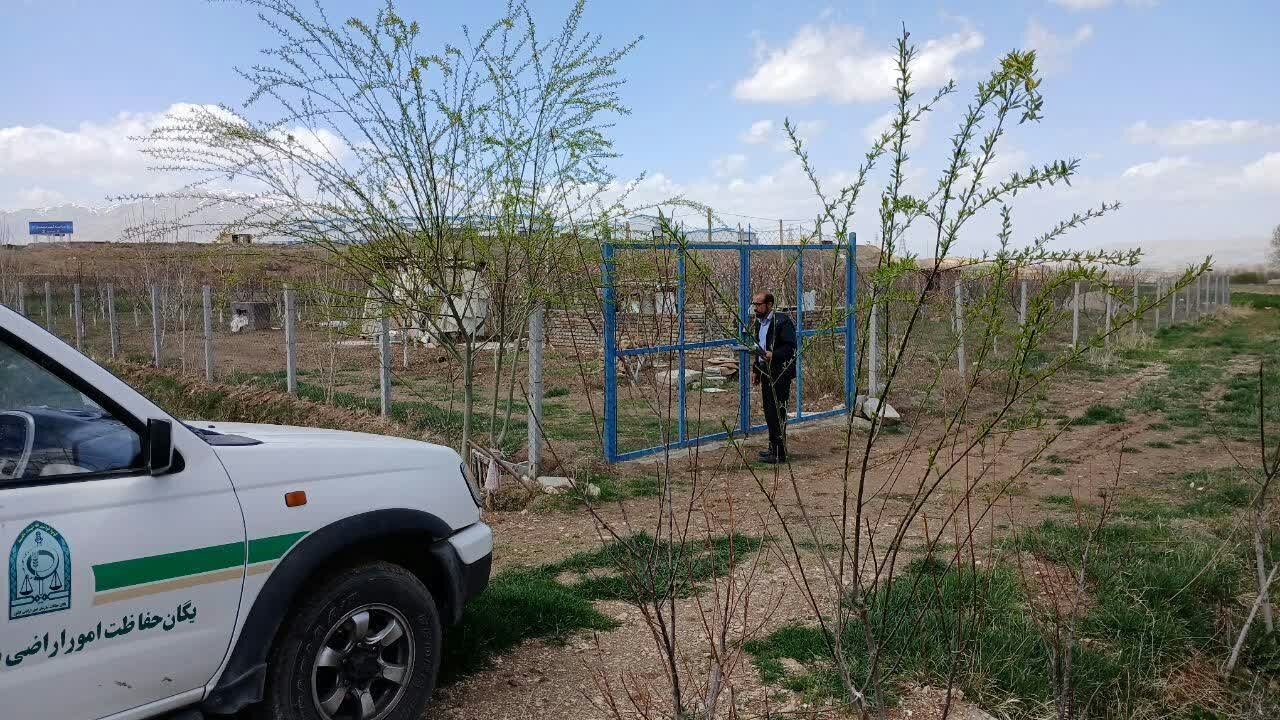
[284,491,308,508]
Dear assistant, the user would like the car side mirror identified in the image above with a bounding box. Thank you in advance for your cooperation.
[146,419,175,475]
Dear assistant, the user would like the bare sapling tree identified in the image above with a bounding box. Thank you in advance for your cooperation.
[125,0,635,455]
[1224,360,1279,674]
[725,30,1211,719]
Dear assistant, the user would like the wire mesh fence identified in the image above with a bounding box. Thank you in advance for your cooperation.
[0,248,1234,463]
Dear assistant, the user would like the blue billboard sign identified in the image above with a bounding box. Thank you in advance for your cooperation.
[29,221,74,236]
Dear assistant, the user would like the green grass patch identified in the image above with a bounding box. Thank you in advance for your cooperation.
[1037,465,1067,476]
[1232,291,1280,310]
[1145,440,1174,449]
[1046,453,1078,465]
[1074,403,1127,426]
[443,532,760,684]
[1148,422,1171,431]
[536,472,663,512]
[1041,494,1078,507]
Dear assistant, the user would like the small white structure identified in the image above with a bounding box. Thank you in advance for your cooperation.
[362,261,491,343]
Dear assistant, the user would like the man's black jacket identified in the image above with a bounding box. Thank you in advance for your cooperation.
[751,311,797,383]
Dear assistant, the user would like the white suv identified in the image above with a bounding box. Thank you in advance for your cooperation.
[0,304,492,720]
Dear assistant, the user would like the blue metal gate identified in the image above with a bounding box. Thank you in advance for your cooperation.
[602,236,858,462]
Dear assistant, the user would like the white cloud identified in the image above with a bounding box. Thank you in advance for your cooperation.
[862,110,931,147]
[12,187,69,209]
[1122,156,1194,179]
[739,120,775,144]
[711,153,747,177]
[1024,20,1094,73]
[1233,152,1280,193]
[734,23,983,104]
[1127,119,1280,146]
[0,103,349,210]
[1050,0,1158,9]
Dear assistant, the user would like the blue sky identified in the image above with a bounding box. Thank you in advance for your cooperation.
[2,0,1278,264]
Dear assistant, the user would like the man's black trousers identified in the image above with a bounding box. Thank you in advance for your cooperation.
[761,377,793,458]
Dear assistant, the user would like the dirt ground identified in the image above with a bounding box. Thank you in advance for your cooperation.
[432,318,1261,720]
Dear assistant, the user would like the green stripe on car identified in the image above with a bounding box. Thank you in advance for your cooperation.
[93,532,307,592]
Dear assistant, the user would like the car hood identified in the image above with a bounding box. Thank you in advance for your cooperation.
[189,420,429,450]
[187,421,479,535]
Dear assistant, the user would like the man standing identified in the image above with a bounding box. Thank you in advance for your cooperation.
[750,292,796,463]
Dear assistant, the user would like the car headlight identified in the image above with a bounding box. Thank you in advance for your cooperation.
[460,462,483,507]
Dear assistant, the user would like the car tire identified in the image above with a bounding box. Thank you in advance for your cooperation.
[253,561,442,720]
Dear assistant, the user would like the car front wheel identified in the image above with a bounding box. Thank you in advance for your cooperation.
[256,561,442,720]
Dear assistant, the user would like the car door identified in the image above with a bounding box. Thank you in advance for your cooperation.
[0,309,247,720]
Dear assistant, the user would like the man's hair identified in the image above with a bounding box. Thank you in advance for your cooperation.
[757,292,775,304]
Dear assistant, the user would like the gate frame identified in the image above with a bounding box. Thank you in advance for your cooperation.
[602,235,858,462]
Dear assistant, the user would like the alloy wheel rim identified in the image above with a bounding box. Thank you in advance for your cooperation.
[310,603,414,720]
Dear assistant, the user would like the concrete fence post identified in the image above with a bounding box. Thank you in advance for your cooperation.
[151,285,162,367]
[107,285,119,359]
[73,284,83,351]
[954,280,966,377]
[16,281,24,316]
[44,281,52,330]
[379,315,392,417]
[527,303,545,479]
[202,286,214,382]
[1072,281,1080,349]
[869,296,880,396]
[1132,273,1139,339]
[1104,291,1112,347]
[1154,279,1161,331]
[1170,276,1177,323]
[1019,280,1028,326]
[284,285,297,395]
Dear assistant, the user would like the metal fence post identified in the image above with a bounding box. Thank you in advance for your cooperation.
[954,278,966,376]
[1071,281,1080,349]
[44,281,52,330]
[151,285,162,367]
[73,284,83,351]
[379,315,391,416]
[202,286,214,381]
[284,285,297,394]
[15,281,24,315]
[527,303,545,478]
[107,285,118,359]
